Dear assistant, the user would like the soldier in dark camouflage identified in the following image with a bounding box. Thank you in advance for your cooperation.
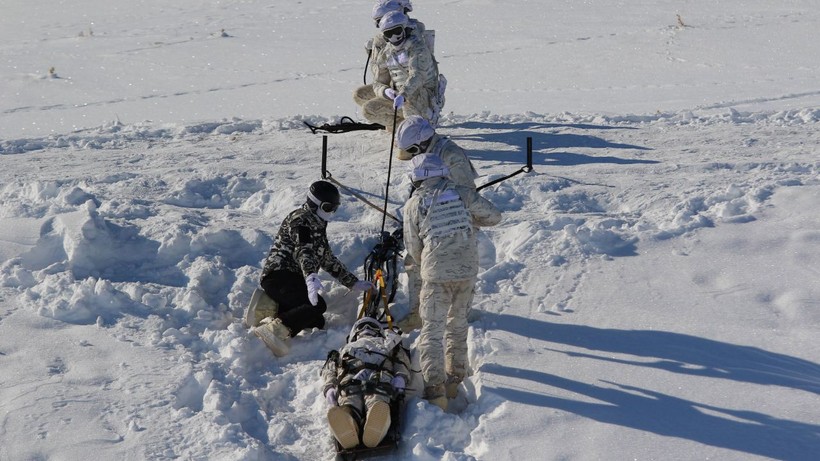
[259,181,374,339]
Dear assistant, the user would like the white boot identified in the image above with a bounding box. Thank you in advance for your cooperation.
[252,317,290,356]
[362,400,391,448]
[328,406,360,449]
[424,385,447,411]
[244,288,278,328]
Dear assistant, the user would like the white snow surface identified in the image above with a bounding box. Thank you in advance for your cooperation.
[1,1,819,460]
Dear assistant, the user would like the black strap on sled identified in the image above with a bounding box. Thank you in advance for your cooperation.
[340,379,397,399]
[477,136,535,191]
[304,116,384,134]
[363,229,403,308]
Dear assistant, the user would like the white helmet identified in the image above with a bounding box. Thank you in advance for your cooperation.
[396,115,435,150]
[410,153,450,182]
[348,317,383,342]
[372,0,403,25]
[395,0,413,12]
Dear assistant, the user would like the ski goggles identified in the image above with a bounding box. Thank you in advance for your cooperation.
[404,144,423,155]
[383,26,404,40]
[319,201,339,213]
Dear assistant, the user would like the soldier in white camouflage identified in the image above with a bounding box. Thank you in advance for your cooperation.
[402,154,502,410]
[258,181,374,346]
[321,317,411,449]
[357,11,444,131]
[354,0,426,110]
[394,115,479,331]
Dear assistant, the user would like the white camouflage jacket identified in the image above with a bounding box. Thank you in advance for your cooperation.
[372,27,438,104]
[403,177,502,281]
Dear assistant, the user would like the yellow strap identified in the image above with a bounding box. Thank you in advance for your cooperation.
[357,269,393,328]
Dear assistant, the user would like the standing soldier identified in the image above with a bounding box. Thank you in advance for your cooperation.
[394,115,479,330]
[402,154,502,410]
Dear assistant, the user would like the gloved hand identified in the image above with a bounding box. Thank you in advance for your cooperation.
[391,376,406,393]
[352,280,376,293]
[393,94,405,109]
[365,38,374,53]
[325,388,338,406]
[353,369,373,382]
[384,88,398,100]
[305,273,322,306]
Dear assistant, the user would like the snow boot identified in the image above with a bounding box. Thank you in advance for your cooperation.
[244,288,278,328]
[424,384,447,411]
[445,376,461,399]
[328,405,360,449]
[362,400,391,448]
[252,317,291,357]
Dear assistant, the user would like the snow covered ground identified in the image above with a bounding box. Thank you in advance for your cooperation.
[1,1,818,460]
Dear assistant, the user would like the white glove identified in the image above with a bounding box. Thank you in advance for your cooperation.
[325,388,338,406]
[365,38,374,53]
[391,376,406,392]
[393,94,405,109]
[384,88,398,100]
[353,369,373,382]
[353,280,376,293]
[305,273,322,306]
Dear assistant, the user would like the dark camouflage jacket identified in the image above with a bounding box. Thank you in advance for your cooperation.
[260,204,358,288]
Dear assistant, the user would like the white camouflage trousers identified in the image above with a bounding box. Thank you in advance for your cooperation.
[417,277,475,391]
[353,85,437,130]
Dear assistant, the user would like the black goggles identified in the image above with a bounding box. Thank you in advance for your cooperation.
[383,26,404,39]
[404,144,423,155]
[320,201,339,213]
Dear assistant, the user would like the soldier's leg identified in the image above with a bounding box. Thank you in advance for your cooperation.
[328,393,364,449]
[277,296,327,336]
[353,84,376,107]
[418,280,449,410]
[261,270,326,336]
[444,278,475,398]
[363,98,404,131]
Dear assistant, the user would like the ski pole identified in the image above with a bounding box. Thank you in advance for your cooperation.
[380,106,399,235]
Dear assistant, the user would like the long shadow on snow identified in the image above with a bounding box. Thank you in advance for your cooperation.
[479,314,820,459]
[445,121,636,132]
[482,312,820,395]
[483,363,819,460]
[449,130,657,167]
